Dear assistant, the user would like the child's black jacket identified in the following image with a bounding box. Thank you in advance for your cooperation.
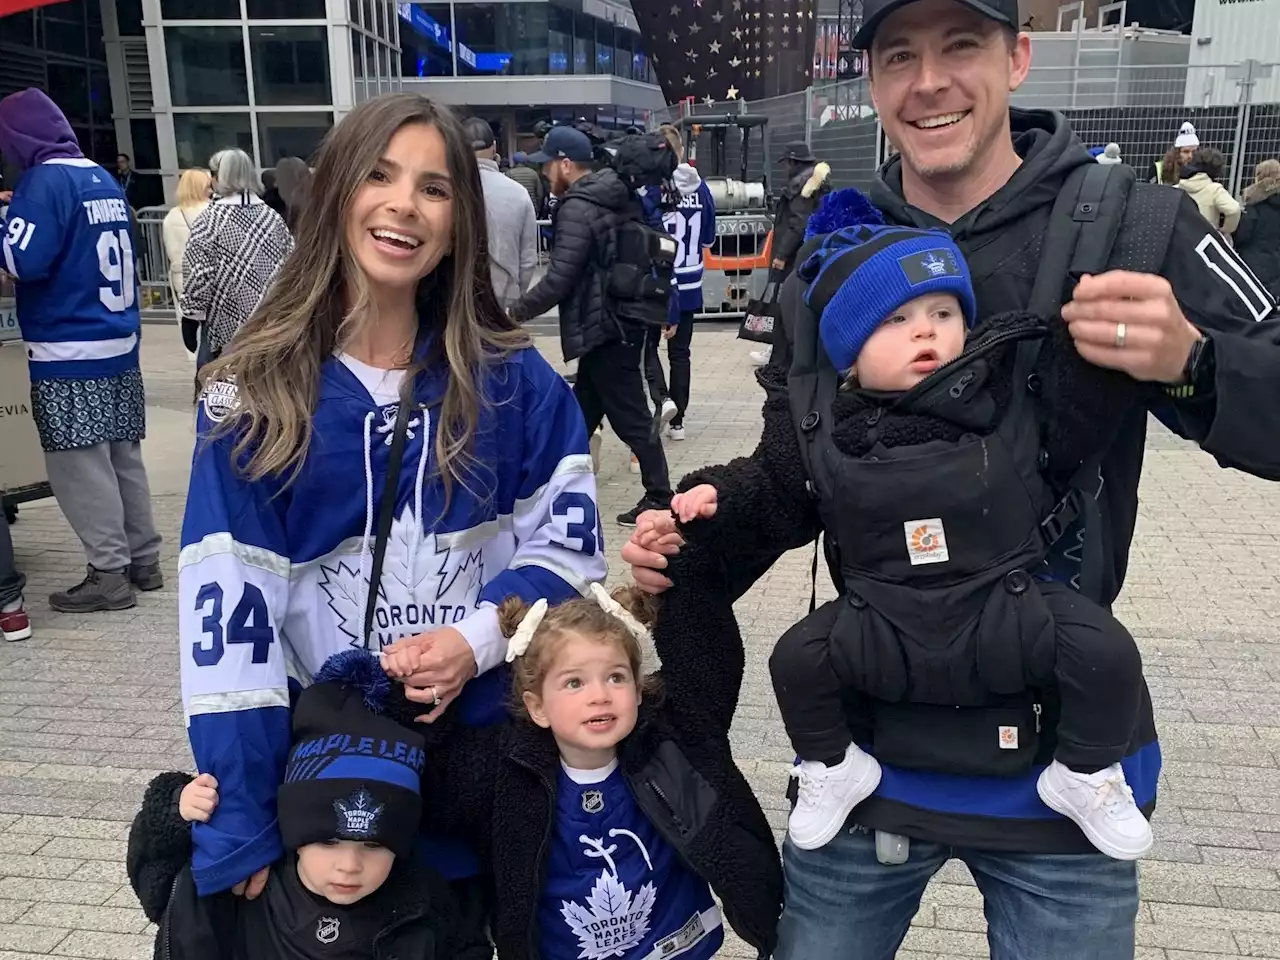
[410,545,783,960]
[126,772,477,960]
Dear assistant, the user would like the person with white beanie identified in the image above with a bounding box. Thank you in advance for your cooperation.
[1096,143,1123,166]
[1155,122,1199,184]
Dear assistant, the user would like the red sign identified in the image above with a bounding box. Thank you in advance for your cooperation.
[0,0,68,15]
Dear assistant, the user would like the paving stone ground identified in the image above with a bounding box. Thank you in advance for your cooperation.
[2,328,1279,959]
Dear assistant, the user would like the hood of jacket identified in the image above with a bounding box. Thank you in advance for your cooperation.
[673,162,702,196]
[872,109,1092,236]
[782,161,818,199]
[0,88,82,173]
[1178,171,1222,196]
[563,166,632,211]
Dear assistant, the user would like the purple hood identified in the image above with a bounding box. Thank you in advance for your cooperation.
[0,88,82,174]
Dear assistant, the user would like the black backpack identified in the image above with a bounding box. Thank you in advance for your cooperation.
[788,161,1185,607]
[605,207,678,330]
[609,132,679,195]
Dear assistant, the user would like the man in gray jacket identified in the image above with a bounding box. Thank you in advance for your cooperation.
[465,118,537,310]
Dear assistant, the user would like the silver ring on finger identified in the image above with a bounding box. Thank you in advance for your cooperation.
[430,684,440,707]
[1114,322,1127,348]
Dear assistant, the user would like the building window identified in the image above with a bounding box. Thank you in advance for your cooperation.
[398,3,454,77]
[161,0,240,17]
[257,112,332,164]
[250,26,331,106]
[573,13,594,77]
[548,4,572,76]
[90,67,112,125]
[43,2,88,59]
[116,0,143,36]
[130,119,161,170]
[47,61,90,125]
[173,112,253,170]
[166,27,249,107]
[247,0,327,17]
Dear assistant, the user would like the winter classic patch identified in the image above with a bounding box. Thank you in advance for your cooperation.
[201,376,240,423]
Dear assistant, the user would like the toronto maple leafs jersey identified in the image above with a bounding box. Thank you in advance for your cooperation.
[179,346,605,894]
[663,179,716,313]
[542,763,722,960]
[0,158,141,381]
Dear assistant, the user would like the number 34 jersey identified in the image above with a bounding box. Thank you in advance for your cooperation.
[1,158,140,382]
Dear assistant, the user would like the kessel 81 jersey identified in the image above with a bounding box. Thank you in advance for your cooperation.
[179,347,605,894]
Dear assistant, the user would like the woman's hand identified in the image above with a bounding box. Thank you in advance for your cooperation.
[671,484,718,524]
[620,511,685,595]
[178,773,219,823]
[231,866,270,899]
[381,627,478,723]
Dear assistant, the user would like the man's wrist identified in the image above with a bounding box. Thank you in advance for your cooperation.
[1162,331,1214,399]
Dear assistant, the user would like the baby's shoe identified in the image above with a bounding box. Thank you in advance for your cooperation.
[788,744,882,850]
[1037,760,1153,860]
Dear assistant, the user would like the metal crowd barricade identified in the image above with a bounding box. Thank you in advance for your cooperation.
[134,205,176,318]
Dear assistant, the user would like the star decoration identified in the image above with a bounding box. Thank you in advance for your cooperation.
[732,0,740,9]
[704,95,715,106]
[683,74,694,85]
[767,53,774,63]
[707,67,718,78]
[727,85,739,99]
[709,40,721,53]
[669,3,679,14]
[783,24,790,34]
[712,11,723,22]
[731,27,742,39]
[729,56,742,67]
[689,22,701,34]
[667,30,677,42]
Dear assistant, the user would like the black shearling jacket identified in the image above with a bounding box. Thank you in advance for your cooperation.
[126,772,477,960]
[411,545,783,960]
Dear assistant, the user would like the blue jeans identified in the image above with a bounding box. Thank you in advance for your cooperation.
[775,828,1138,960]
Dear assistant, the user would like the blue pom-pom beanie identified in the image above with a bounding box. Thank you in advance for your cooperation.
[802,224,977,374]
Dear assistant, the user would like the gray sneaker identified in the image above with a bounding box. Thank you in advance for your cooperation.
[129,561,165,592]
[50,566,136,613]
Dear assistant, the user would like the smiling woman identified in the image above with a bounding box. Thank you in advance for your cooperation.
[178,92,606,950]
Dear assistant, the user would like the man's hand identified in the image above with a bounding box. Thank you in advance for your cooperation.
[662,324,678,340]
[620,511,684,595]
[381,627,478,723]
[0,190,12,204]
[771,258,787,272]
[231,866,270,899]
[1061,271,1202,383]
[671,484,718,524]
[178,773,218,823]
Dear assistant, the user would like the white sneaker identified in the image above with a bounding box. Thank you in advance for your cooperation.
[589,430,602,474]
[1036,760,1153,860]
[787,744,882,850]
[629,454,640,475]
[667,424,686,441]
[750,348,772,367]
[660,398,678,426]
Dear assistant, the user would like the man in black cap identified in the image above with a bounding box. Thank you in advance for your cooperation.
[624,0,1280,955]
[510,125,674,527]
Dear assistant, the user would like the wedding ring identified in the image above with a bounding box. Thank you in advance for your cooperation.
[1114,322,1127,348]
[430,684,440,707]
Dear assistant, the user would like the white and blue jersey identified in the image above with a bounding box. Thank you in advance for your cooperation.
[541,762,723,960]
[1,158,140,381]
[179,347,606,894]
[663,180,717,314]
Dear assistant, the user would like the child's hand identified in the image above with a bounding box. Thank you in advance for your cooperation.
[179,773,218,823]
[671,484,718,524]
[380,642,426,680]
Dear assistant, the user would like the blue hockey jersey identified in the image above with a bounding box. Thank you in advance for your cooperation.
[541,762,722,960]
[179,346,606,894]
[664,165,717,314]
[1,158,141,381]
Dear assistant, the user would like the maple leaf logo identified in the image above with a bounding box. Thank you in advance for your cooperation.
[435,543,484,601]
[385,505,436,598]
[318,560,372,644]
[560,870,656,960]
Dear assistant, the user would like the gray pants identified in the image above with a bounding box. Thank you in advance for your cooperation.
[44,441,162,572]
[0,514,23,608]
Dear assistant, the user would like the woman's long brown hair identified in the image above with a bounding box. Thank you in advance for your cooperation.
[203,93,529,503]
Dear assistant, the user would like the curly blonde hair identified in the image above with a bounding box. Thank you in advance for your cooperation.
[499,587,661,718]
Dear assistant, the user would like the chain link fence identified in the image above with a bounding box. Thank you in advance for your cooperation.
[655,60,1280,199]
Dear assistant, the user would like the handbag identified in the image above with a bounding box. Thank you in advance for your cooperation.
[362,398,411,648]
[738,280,781,344]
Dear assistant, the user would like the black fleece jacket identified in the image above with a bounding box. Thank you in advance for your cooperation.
[510,167,634,361]
[407,546,783,960]
[126,772,478,960]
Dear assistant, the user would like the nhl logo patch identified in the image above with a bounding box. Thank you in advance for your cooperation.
[200,376,239,424]
[581,789,604,814]
[316,917,340,944]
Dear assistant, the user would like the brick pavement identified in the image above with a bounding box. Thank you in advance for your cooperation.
[2,329,1279,959]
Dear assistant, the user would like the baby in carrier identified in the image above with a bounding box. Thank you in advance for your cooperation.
[673,224,1153,861]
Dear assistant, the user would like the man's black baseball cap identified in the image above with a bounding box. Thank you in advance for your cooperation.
[853,0,1018,50]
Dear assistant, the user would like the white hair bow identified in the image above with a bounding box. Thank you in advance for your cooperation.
[506,598,548,662]
[590,582,651,646]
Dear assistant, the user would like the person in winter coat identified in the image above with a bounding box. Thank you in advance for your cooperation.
[162,168,212,356]
[274,156,312,233]
[1154,122,1199,185]
[128,651,480,960]
[506,151,547,218]
[464,117,537,310]
[381,573,783,960]
[1177,146,1241,237]
[1235,159,1280,297]
[673,216,1152,862]
[180,93,605,954]
[0,88,164,613]
[509,125,673,527]
[261,168,286,219]
[625,0,1280,955]
[179,148,293,369]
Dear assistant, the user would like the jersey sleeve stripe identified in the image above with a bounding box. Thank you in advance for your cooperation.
[512,556,595,595]
[513,454,595,518]
[186,687,291,720]
[179,532,293,579]
[25,333,139,362]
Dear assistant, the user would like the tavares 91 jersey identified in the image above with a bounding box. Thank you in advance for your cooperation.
[0,158,140,381]
[179,347,606,894]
